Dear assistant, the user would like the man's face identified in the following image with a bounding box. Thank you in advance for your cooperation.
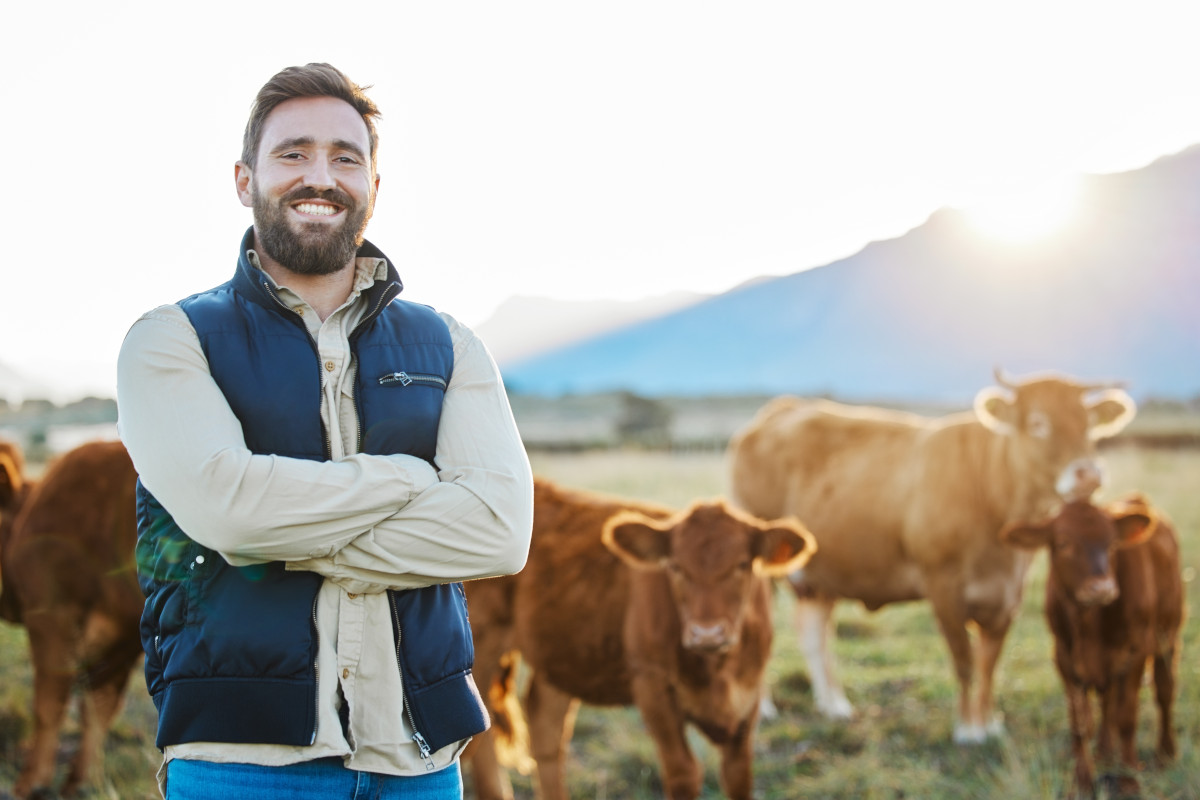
[237,96,378,276]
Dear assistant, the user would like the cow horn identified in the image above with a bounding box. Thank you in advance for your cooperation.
[992,366,1017,390]
[1077,378,1129,394]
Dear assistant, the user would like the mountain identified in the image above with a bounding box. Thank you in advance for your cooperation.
[500,146,1200,404]
[475,291,710,364]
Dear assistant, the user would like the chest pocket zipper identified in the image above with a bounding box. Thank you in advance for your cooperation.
[378,372,447,390]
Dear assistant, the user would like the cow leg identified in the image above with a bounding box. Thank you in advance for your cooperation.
[714,710,758,800]
[63,670,131,796]
[524,672,579,800]
[927,579,982,743]
[1104,668,1143,798]
[1063,682,1096,798]
[972,616,1013,739]
[466,622,521,800]
[62,612,139,796]
[793,594,852,719]
[1153,646,1178,762]
[14,610,80,798]
[630,676,700,800]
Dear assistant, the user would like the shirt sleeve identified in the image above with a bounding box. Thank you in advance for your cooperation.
[117,304,441,566]
[286,314,534,592]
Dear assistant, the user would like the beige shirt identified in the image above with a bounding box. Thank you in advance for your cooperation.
[117,252,533,789]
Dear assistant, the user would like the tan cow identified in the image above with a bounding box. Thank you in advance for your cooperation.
[0,440,143,798]
[727,370,1135,742]
[1001,494,1183,798]
[465,478,815,800]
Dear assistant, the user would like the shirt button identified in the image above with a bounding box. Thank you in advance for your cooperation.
[324,360,336,372]
[294,307,305,316]
[347,593,358,599]
[342,668,350,679]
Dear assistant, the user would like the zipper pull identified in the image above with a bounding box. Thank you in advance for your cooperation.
[412,731,435,770]
[380,372,413,386]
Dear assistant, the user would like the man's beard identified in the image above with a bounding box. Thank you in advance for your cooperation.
[253,184,373,276]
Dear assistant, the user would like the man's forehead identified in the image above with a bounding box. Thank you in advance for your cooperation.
[259,95,371,150]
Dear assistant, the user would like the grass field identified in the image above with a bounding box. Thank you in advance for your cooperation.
[1,443,1197,799]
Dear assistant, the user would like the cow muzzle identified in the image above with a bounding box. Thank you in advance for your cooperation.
[1075,575,1119,607]
[683,621,734,652]
[1057,458,1105,502]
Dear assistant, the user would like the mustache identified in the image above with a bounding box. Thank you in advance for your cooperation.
[280,186,356,209]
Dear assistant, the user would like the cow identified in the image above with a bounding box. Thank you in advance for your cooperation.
[465,478,815,800]
[1001,493,1183,799]
[727,370,1136,742]
[1,438,31,623]
[0,440,143,798]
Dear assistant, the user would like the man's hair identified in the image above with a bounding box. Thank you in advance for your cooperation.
[241,62,381,170]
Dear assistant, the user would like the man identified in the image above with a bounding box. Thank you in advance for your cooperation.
[117,63,534,799]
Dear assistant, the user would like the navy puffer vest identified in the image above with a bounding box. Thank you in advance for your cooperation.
[136,228,487,755]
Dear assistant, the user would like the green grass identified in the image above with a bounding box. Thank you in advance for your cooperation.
[3,445,1198,798]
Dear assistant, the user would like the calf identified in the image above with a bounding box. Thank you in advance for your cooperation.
[0,440,143,798]
[465,479,814,800]
[1001,493,1183,798]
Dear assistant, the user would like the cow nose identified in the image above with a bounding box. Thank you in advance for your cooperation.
[684,621,731,651]
[1057,459,1104,502]
[1076,576,1119,606]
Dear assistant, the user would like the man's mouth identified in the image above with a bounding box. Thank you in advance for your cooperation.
[293,202,342,218]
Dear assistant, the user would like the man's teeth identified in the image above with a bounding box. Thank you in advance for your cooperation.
[295,203,338,216]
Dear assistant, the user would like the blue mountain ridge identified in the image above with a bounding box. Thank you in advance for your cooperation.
[500,145,1200,404]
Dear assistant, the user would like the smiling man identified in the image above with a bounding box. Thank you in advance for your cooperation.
[116,64,533,800]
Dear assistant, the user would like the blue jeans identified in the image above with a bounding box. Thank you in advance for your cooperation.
[165,757,463,800]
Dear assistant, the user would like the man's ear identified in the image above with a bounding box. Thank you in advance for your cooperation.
[235,161,254,208]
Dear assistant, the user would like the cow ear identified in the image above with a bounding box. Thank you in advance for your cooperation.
[754,518,816,576]
[974,386,1017,436]
[999,518,1054,549]
[1086,389,1136,441]
[1110,510,1157,549]
[0,453,22,507]
[602,511,672,570]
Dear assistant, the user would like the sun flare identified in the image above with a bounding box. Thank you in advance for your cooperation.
[961,176,1081,243]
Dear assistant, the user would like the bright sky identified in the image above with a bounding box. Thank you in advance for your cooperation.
[4,0,1199,400]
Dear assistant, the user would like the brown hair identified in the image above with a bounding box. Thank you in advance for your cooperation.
[241,62,381,170]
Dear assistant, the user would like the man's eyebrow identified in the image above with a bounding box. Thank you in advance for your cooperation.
[268,137,368,160]
[269,136,315,154]
[332,139,368,160]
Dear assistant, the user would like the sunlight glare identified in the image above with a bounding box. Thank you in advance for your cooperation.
[961,175,1081,243]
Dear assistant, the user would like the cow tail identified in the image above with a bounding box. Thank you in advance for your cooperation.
[488,651,535,774]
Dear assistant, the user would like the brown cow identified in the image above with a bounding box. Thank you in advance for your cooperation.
[1001,494,1183,798]
[1,438,30,608]
[727,370,1136,742]
[465,478,815,800]
[0,440,142,798]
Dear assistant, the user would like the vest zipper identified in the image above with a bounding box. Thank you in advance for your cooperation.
[389,592,436,770]
[310,592,321,745]
[378,372,448,390]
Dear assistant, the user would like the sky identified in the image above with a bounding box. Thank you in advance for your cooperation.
[3,0,1200,401]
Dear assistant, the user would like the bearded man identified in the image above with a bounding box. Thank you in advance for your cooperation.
[116,63,533,800]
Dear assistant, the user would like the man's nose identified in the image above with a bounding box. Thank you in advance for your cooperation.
[302,158,336,191]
